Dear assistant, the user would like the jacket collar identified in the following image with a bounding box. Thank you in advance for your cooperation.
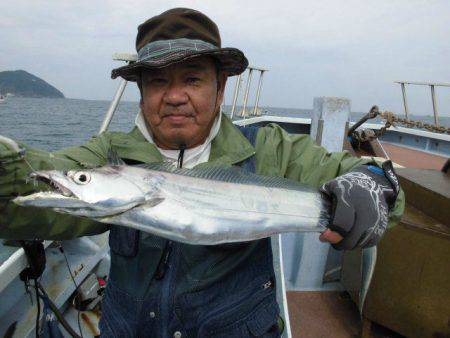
[205,115,255,166]
[111,114,255,166]
[111,128,162,164]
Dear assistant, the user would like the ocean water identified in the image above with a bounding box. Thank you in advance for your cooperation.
[0,97,448,151]
[0,97,139,151]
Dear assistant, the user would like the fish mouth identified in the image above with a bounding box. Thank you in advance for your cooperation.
[13,171,88,210]
[30,172,75,198]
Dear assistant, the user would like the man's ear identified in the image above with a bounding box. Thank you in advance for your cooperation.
[216,73,227,106]
[137,72,144,108]
[139,79,144,110]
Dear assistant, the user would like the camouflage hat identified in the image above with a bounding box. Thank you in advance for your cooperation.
[111,8,248,81]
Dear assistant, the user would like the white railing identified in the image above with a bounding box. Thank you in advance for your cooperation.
[230,66,268,119]
[395,80,450,127]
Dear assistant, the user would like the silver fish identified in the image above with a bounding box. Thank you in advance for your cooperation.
[13,163,331,245]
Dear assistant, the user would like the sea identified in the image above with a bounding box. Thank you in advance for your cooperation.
[0,97,449,151]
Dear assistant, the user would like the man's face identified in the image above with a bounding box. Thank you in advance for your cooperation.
[140,57,227,150]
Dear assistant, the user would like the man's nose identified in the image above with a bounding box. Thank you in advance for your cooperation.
[163,82,188,106]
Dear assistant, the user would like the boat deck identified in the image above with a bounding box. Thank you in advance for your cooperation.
[381,142,447,170]
[287,292,404,338]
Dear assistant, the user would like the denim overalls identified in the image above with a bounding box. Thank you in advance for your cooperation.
[99,126,281,337]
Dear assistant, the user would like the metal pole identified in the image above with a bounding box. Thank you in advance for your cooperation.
[252,71,265,116]
[230,74,242,119]
[430,85,439,126]
[347,105,379,136]
[99,79,128,134]
[241,69,253,117]
[400,83,410,120]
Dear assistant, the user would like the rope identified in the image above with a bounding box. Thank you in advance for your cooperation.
[379,111,450,134]
[350,107,449,144]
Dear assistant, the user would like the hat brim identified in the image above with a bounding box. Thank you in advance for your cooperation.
[111,47,248,82]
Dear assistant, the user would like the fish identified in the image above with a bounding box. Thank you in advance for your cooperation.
[13,159,331,245]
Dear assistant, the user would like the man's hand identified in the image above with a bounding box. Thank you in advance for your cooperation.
[319,229,343,244]
[319,161,400,250]
[0,135,25,164]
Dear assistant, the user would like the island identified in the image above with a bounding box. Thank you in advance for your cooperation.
[0,70,65,98]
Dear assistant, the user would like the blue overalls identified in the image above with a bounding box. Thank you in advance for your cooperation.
[99,126,281,338]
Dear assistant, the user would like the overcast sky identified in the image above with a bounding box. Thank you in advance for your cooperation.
[1,0,449,115]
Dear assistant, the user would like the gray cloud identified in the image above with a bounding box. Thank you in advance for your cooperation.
[1,0,449,116]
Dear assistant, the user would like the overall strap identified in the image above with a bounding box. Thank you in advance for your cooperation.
[236,125,259,174]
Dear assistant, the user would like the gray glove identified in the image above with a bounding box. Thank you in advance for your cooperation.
[320,161,400,250]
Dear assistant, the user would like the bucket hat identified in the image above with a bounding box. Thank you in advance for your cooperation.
[111,8,248,82]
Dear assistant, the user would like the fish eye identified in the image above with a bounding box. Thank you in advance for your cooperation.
[73,172,91,185]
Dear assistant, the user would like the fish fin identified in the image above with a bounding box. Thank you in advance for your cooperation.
[107,148,125,166]
[137,161,175,171]
[139,163,316,192]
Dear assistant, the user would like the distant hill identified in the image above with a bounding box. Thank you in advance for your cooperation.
[0,70,64,98]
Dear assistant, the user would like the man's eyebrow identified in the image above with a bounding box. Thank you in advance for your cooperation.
[180,62,205,71]
[143,70,163,76]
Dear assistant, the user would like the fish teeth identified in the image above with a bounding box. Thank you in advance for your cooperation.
[62,189,72,197]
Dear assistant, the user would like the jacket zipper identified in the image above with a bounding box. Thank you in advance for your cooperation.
[158,146,185,337]
[154,145,185,280]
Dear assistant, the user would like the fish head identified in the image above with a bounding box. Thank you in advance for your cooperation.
[13,166,150,217]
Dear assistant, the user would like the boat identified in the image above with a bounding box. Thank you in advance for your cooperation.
[0,55,448,338]
[0,95,6,104]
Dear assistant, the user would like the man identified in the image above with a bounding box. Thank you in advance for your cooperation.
[0,8,403,337]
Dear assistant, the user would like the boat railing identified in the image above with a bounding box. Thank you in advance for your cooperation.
[99,53,137,134]
[394,80,450,127]
[229,66,268,119]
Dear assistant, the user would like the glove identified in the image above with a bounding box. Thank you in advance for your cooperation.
[320,161,400,250]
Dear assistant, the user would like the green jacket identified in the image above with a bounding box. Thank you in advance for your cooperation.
[0,115,404,296]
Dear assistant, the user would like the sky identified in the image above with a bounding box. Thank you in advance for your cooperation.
[1,0,449,115]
